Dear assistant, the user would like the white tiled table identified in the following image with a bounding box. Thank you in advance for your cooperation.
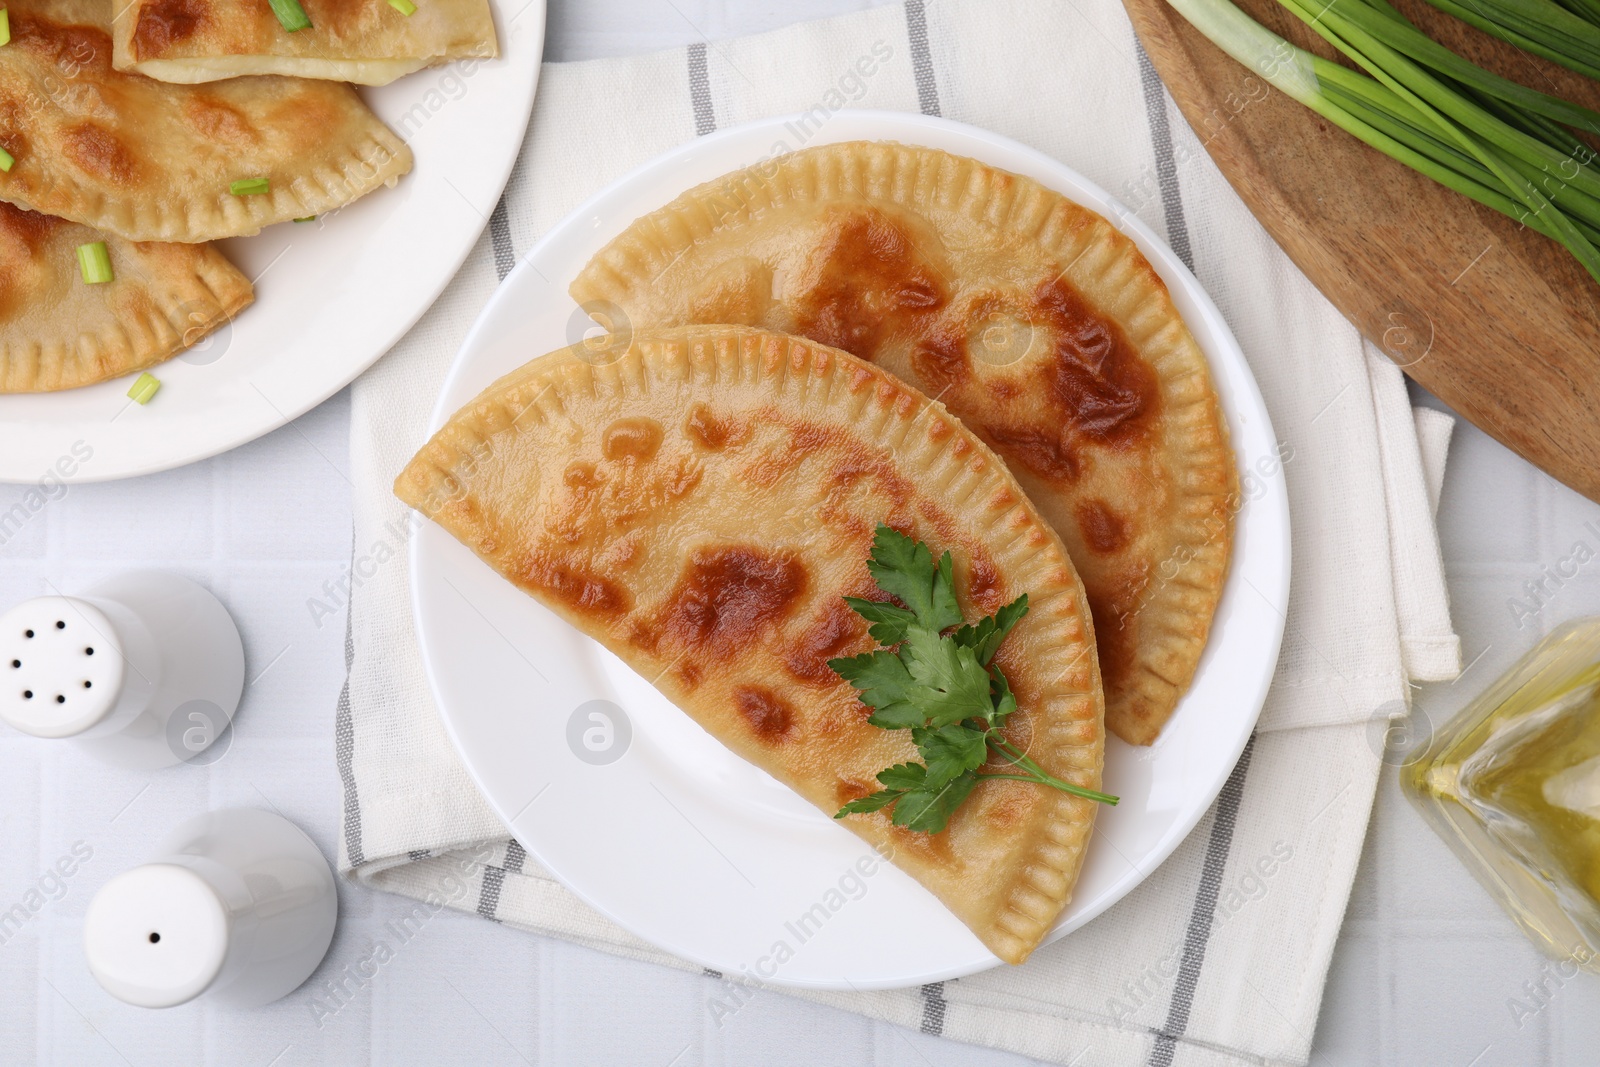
[4,3,1598,1063]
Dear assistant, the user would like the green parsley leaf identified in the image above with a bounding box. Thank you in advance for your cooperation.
[827,649,923,729]
[835,789,903,816]
[864,526,964,633]
[913,724,989,787]
[891,772,980,833]
[833,763,930,820]
[953,593,1030,665]
[899,625,993,727]
[875,762,929,790]
[989,664,1018,728]
[842,596,918,646]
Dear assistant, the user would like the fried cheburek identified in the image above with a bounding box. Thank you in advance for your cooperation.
[112,0,498,86]
[0,199,251,392]
[396,326,1106,963]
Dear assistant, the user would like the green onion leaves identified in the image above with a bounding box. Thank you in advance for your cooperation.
[387,0,417,15]
[268,0,312,33]
[229,177,271,196]
[127,373,160,405]
[0,145,12,173]
[0,8,10,48]
[1165,0,1600,284]
[76,242,112,284]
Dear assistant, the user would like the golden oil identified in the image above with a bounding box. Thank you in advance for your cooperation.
[1403,620,1600,972]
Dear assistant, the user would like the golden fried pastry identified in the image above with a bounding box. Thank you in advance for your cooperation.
[112,0,498,86]
[0,0,412,242]
[570,142,1237,745]
[396,326,1105,964]
[0,200,252,392]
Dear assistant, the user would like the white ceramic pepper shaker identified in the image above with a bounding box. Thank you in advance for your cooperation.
[0,572,244,770]
[83,808,338,1009]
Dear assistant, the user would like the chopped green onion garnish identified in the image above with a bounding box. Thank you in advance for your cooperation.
[268,0,311,32]
[229,177,270,196]
[0,9,10,48]
[0,145,12,173]
[76,242,112,285]
[127,373,160,405]
[387,0,416,14]
[293,215,315,222]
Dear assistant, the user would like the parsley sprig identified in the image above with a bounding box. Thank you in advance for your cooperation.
[830,526,1119,834]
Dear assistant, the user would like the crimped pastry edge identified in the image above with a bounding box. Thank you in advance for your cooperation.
[0,125,412,243]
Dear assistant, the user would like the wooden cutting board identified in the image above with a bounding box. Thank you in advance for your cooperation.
[1122,0,1600,502]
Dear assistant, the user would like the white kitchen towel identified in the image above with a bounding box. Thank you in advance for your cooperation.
[337,2,1461,1064]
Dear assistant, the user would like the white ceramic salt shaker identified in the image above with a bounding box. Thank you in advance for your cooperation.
[0,572,243,770]
[83,808,338,1009]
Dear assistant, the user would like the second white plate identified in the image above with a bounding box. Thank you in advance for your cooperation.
[412,111,1290,990]
[0,0,546,483]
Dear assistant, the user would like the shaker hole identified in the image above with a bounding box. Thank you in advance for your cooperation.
[148,932,160,944]
[9,660,17,669]
[54,695,64,704]
[23,630,32,639]
[85,647,94,656]
[54,621,64,630]
[83,681,92,689]
[22,691,32,699]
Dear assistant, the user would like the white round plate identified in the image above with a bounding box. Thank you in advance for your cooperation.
[413,112,1290,990]
[0,0,546,484]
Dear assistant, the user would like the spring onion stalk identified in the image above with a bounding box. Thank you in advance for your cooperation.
[1313,64,1579,239]
[1163,0,1600,282]
[1552,0,1600,27]
[387,0,416,14]
[0,145,12,173]
[76,242,112,285]
[1321,0,1600,134]
[1275,0,1600,271]
[0,8,9,47]
[268,0,312,32]
[1280,0,1600,202]
[229,177,270,196]
[1415,0,1600,78]
[126,373,160,405]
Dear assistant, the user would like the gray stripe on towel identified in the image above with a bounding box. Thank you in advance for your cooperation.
[477,864,507,922]
[1135,43,1194,273]
[1147,735,1256,1067]
[904,0,941,117]
[335,548,364,868]
[489,196,515,281]
[688,42,716,136]
[905,1,945,1038]
[919,981,948,1036]
[1134,61,1231,1062]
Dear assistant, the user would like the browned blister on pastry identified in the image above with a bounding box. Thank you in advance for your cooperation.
[395,326,1106,964]
[571,143,1238,745]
